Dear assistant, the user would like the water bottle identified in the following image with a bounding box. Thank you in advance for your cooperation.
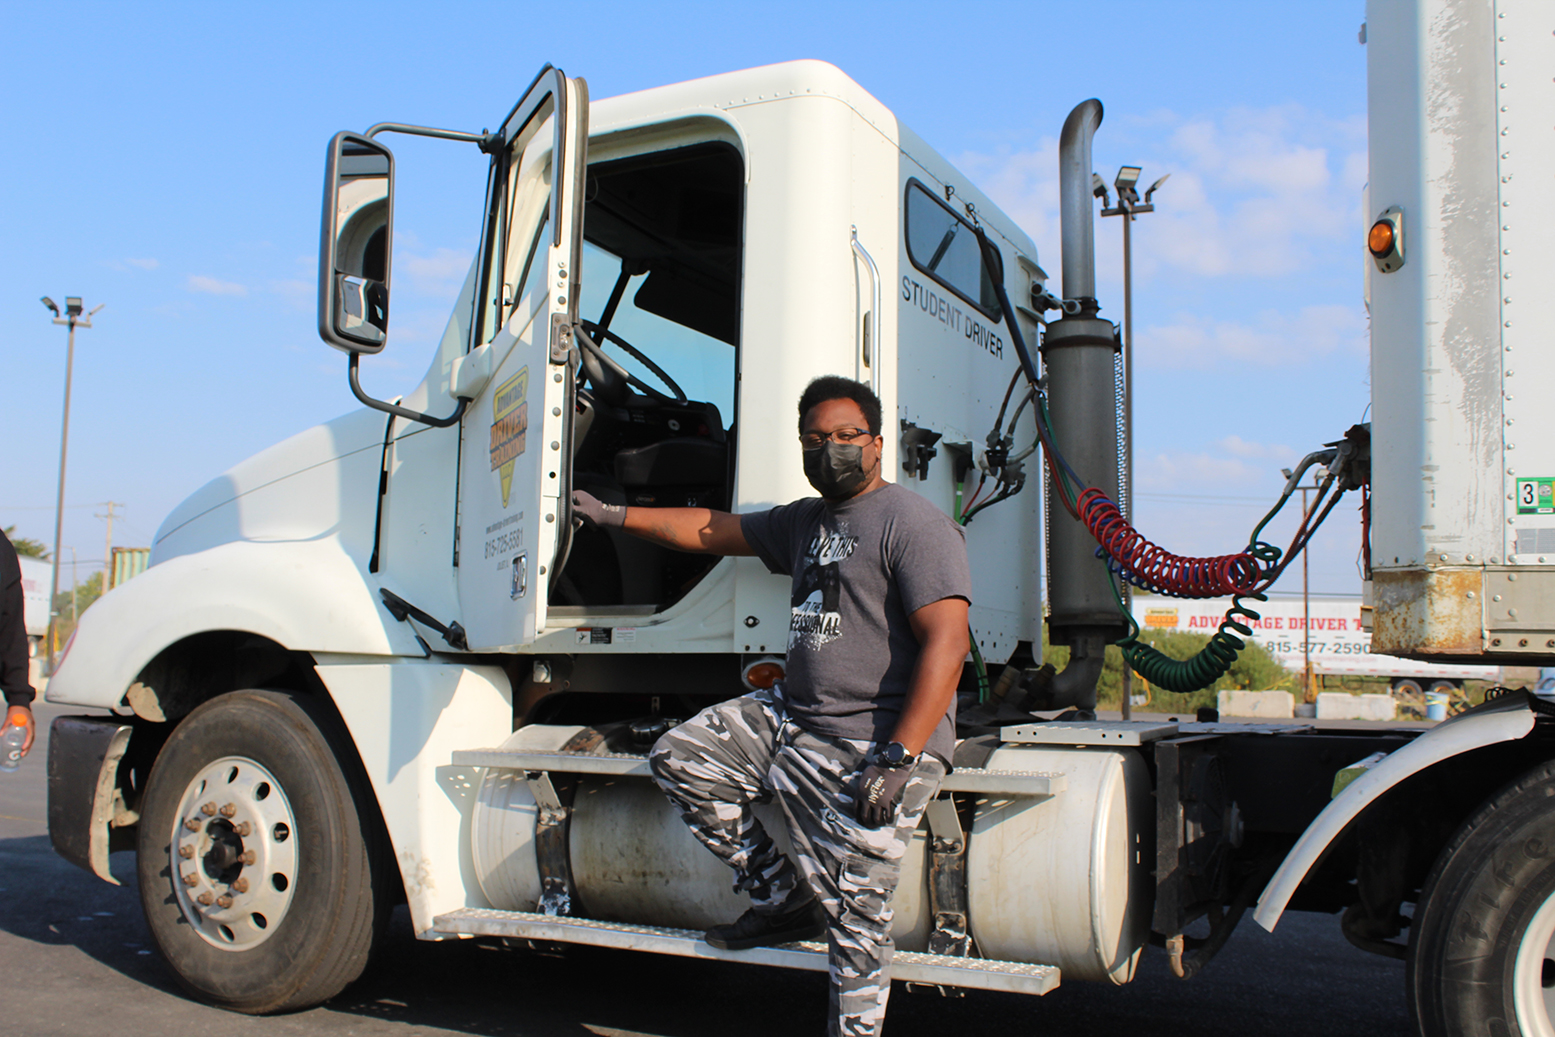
[0,718,26,772]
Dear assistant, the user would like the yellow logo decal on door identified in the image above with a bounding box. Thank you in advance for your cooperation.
[490,367,529,507]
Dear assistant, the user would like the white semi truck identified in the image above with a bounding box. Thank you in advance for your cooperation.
[39,3,1555,1034]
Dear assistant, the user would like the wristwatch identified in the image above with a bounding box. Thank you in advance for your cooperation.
[879,741,917,768]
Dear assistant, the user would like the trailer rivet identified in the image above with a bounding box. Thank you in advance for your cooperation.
[550,441,559,450]
[1495,638,1503,646]
[1547,640,1553,648]
[545,514,554,523]
[745,616,760,628]
[1493,594,1501,602]
[1521,639,1529,647]
[552,407,561,417]
[1441,554,1449,562]
[554,373,562,383]
[1469,592,1478,599]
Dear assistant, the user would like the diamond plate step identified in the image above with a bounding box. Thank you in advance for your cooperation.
[450,747,1065,797]
[433,907,1061,996]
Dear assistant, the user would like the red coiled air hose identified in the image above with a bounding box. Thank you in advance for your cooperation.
[1077,488,1264,598]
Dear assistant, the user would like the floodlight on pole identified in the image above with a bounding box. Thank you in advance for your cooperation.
[42,294,101,675]
[1100,164,1167,719]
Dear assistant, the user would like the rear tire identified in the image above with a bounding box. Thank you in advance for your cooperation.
[1408,760,1555,1037]
[137,689,390,1013]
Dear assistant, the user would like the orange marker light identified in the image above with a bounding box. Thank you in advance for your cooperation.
[741,659,786,690]
[1368,220,1395,257]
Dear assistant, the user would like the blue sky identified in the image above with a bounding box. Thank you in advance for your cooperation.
[3,0,1370,598]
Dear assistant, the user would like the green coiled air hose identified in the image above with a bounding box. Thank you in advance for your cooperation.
[1114,593,1267,695]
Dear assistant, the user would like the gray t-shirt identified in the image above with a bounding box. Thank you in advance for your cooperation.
[740,482,972,765]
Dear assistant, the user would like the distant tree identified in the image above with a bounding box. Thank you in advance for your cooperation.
[3,525,49,559]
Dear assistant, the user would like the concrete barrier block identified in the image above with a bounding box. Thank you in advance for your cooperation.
[1217,690,1295,719]
[1316,692,1398,721]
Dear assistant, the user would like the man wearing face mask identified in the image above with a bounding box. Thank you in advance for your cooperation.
[571,375,971,1037]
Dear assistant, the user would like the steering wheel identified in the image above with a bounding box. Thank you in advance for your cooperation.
[577,321,688,406]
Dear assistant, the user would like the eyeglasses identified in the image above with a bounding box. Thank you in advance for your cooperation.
[799,427,874,450]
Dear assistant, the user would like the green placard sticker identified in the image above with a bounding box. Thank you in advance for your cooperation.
[1517,478,1555,514]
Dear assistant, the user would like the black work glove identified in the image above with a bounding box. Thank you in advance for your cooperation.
[572,489,626,529]
[856,762,913,828]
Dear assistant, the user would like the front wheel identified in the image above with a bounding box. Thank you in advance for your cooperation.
[1409,759,1555,1037]
[137,689,391,1013]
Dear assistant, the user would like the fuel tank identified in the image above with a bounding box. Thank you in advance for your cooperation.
[470,725,1152,979]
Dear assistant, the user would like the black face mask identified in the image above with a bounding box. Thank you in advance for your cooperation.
[803,440,873,500]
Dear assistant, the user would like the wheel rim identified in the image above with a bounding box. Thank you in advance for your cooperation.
[167,755,299,952]
[1514,885,1555,1037]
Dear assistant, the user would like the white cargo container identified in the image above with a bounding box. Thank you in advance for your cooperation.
[18,555,51,640]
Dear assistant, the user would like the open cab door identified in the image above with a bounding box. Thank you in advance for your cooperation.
[456,68,589,650]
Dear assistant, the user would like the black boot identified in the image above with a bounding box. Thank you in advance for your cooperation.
[704,894,825,950]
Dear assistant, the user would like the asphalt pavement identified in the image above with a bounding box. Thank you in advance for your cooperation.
[1,700,1413,1037]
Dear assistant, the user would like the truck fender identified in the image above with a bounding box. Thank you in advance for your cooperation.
[1251,694,1537,932]
[45,538,425,712]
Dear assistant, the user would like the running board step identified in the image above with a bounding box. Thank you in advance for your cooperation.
[450,748,1065,797]
[432,908,1061,996]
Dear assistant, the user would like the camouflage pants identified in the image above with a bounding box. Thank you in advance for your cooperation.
[649,688,944,1037]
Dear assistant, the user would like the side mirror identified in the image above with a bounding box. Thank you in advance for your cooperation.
[318,132,393,353]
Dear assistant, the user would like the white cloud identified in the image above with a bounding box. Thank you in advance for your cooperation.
[1135,450,1260,492]
[186,274,248,296]
[1141,302,1366,369]
[398,246,473,300]
[957,103,1367,282]
[125,257,159,270]
[1216,434,1297,462]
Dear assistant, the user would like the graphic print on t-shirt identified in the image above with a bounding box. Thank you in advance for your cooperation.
[789,529,859,651]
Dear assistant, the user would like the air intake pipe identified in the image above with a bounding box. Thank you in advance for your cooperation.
[1038,99,1129,712]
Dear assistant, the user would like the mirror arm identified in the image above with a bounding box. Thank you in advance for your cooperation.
[349,352,468,428]
[365,122,500,153]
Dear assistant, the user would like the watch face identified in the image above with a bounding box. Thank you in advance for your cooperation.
[883,742,909,765]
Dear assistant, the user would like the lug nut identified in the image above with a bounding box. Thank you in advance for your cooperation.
[240,851,256,866]
[184,817,203,831]
[231,877,249,894]
[219,803,236,818]
[179,845,195,859]
[196,892,213,906]
[182,872,200,887]
[235,821,251,836]
[201,802,217,816]
[216,895,233,909]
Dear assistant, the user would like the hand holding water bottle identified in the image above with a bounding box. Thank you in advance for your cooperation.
[1,705,33,772]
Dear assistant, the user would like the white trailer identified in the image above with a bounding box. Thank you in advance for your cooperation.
[19,555,51,640]
[38,6,1555,1034]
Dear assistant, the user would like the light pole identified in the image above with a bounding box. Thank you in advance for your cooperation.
[1282,465,1327,703]
[1098,167,1167,718]
[40,295,102,674]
